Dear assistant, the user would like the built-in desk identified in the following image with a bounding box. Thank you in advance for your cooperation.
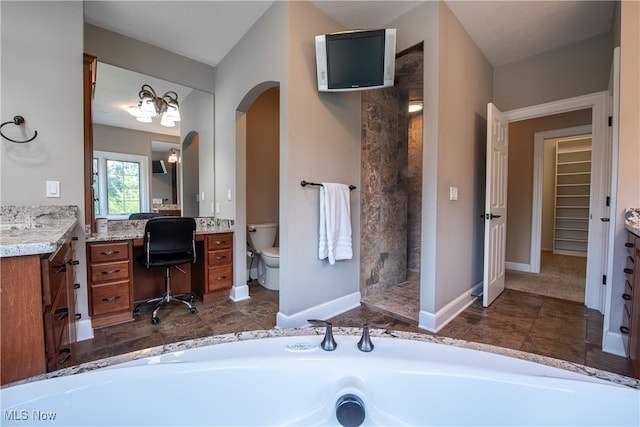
[86,218,234,328]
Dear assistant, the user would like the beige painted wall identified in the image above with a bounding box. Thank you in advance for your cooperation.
[433,2,493,310]
[283,1,362,315]
[246,87,279,226]
[506,110,591,264]
[494,33,613,111]
[389,1,493,315]
[0,1,89,323]
[610,0,640,336]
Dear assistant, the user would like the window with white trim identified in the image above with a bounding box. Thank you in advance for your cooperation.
[94,151,149,219]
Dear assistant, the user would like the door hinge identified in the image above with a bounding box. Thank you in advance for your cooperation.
[608,116,613,127]
[602,275,607,285]
[606,196,611,207]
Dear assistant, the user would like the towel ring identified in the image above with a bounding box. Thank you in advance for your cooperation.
[1,116,38,143]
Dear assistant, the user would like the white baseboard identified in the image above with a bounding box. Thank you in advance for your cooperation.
[76,318,94,342]
[230,283,250,301]
[505,261,531,272]
[602,330,626,357]
[276,291,361,328]
[419,282,482,333]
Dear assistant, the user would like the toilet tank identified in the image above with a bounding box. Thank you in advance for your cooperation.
[247,223,277,251]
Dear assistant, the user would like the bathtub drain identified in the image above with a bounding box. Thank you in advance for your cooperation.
[335,394,366,427]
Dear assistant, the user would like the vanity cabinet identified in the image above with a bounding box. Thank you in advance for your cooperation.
[193,232,234,303]
[0,236,79,385]
[87,241,134,328]
[623,231,640,378]
[41,239,79,372]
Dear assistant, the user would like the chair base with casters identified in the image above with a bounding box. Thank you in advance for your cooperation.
[134,217,198,324]
[133,265,197,325]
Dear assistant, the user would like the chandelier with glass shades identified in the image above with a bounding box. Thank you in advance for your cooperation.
[127,84,181,127]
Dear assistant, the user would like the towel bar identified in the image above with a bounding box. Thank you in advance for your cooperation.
[300,180,356,190]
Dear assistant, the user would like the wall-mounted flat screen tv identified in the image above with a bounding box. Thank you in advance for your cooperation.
[315,28,396,92]
[152,159,167,174]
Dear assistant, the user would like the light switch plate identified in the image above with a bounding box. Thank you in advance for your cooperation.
[46,180,60,198]
[449,186,458,201]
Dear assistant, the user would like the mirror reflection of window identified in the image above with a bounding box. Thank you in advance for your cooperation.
[94,150,149,219]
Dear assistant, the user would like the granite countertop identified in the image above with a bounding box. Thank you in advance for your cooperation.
[4,327,639,390]
[86,217,234,243]
[625,208,640,237]
[0,206,78,257]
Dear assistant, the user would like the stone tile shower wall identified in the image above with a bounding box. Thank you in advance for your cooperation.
[407,113,423,272]
[361,89,409,298]
[360,46,423,298]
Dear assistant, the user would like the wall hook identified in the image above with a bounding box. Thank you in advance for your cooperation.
[1,115,38,143]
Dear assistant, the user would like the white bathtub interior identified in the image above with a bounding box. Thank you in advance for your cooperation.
[1,334,638,426]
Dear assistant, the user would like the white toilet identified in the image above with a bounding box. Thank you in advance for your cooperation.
[247,222,280,290]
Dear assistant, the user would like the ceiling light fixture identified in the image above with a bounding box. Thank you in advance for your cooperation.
[168,148,178,163]
[408,100,423,113]
[126,84,181,127]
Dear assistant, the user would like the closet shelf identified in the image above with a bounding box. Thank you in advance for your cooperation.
[553,137,591,256]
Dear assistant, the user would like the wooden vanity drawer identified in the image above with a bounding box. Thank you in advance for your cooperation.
[207,234,232,250]
[90,261,129,283]
[90,242,129,263]
[207,265,233,292]
[207,249,232,267]
[90,280,131,316]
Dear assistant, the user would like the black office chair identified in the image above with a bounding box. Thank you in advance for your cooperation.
[134,217,197,324]
[129,212,164,220]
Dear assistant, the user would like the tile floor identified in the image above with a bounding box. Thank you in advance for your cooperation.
[75,280,632,378]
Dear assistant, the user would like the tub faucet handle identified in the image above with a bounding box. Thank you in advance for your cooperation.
[308,319,337,351]
[357,322,388,352]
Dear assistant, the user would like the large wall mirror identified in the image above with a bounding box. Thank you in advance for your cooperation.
[89,61,214,222]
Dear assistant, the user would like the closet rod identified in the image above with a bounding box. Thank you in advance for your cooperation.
[300,180,356,190]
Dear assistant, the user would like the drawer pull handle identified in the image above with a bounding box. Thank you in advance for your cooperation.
[215,255,227,260]
[624,268,633,275]
[216,275,228,281]
[101,269,121,275]
[625,242,634,248]
[57,348,71,365]
[102,295,121,302]
[55,263,67,273]
[100,250,120,256]
[620,326,629,335]
[214,240,227,245]
[55,307,69,321]
[622,293,632,301]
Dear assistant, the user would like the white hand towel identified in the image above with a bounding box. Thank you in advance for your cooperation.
[318,183,352,265]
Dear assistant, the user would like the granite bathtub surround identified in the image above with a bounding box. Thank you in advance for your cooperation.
[0,205,78,257]
[4,327,639,390]
[86,217,234,242]
[625,208,640,236]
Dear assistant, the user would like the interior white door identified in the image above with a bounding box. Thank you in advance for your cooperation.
[483,103,509,307]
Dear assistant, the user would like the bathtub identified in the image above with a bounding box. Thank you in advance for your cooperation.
[1,329,638,426]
